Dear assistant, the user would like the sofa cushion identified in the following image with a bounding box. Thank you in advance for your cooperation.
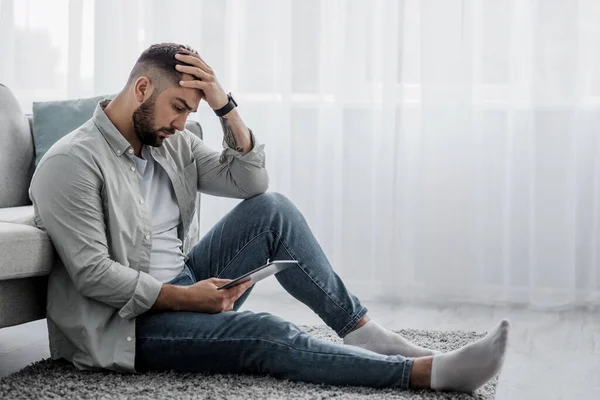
[0,222,54,279]
[32,95,204,166]
[32,94,111,166]
[0,84,35,208]
[0,205,35,226]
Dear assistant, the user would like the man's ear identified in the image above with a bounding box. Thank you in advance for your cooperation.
[133,76,153,103]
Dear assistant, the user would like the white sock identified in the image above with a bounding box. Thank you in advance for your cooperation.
[430,319,510,393]
[343,320,439,358]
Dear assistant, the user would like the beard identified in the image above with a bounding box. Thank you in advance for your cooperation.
[132,93,174,147]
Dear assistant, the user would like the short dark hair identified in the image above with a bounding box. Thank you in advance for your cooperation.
[127,42,198,90]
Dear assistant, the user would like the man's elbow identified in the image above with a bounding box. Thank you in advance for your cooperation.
[254,171,270,195]
[242,170,269,199]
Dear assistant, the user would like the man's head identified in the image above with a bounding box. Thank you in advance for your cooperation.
[126,43,203,147]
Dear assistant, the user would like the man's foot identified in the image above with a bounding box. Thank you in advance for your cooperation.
[430,319,510,393]
[343,320,439,357]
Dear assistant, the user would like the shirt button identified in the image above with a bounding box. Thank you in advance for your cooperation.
[127,336,132,342]
[130,166,136,172]
[128,149,134,154]
[139,199,144,204]
[116,150,121,155]
[145,234,151,240]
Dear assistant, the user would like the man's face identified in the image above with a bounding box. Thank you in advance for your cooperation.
[132,74,202,147]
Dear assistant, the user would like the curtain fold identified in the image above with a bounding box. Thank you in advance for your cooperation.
[2,0,599,308]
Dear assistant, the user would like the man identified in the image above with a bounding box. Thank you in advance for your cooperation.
[29,43,509,393]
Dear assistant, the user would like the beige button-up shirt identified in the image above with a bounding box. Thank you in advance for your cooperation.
[29,101,268,372]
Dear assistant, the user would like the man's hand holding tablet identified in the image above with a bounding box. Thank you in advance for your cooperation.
[217,259,299,290]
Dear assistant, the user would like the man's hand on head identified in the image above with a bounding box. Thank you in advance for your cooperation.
[173,47,253,155]
[174,50,229,111]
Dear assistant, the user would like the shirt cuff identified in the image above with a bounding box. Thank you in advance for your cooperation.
[219,128,265,168]
[118,271,163,320]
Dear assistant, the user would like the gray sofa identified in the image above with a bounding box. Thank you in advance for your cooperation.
[0,84,203,328]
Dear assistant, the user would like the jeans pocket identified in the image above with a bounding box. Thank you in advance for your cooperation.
[167,265,195,286]
[183,264,195,282]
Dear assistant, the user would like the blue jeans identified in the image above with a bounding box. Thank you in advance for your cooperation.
[135,192,413,389]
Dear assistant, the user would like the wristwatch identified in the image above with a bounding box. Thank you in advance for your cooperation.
[214,92,238,117]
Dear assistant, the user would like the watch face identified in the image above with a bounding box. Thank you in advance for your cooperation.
[229,93,238,107]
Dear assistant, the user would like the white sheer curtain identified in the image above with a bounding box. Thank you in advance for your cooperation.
[2,0,600,308]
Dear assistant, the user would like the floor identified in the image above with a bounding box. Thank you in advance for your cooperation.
[1,292,599,400]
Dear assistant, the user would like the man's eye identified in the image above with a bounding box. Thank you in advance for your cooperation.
[174,106,184,112]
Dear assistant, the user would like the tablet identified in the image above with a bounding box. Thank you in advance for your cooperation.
[216,259,299,290]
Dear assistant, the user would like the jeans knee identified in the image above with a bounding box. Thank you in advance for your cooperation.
[255,312,301,338]
[253,192,298,217]
[243,192,307,236]
[254,191,290,205]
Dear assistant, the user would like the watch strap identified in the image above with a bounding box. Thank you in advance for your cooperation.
[214,93,237,117]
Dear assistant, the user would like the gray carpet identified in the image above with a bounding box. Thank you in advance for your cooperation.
[0,325,498,399]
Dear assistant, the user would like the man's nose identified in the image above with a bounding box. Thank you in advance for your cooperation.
[172,115,187,131]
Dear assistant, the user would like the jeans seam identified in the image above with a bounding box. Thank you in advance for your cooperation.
[217,229,275,278]
[208,227,364,337]
[274,230,363,324]
[276,233,356,318]
[401,357,414,389]
[136,336,406,365]
[218,229,356,322]
[338,306,369,337]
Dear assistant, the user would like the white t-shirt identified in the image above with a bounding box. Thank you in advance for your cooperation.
[130,146,186,283]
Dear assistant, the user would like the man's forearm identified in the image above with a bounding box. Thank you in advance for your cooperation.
[220,108,253,155]
[151,284,189,311]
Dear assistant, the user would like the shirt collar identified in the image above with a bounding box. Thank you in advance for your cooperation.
[93,99,133,157]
